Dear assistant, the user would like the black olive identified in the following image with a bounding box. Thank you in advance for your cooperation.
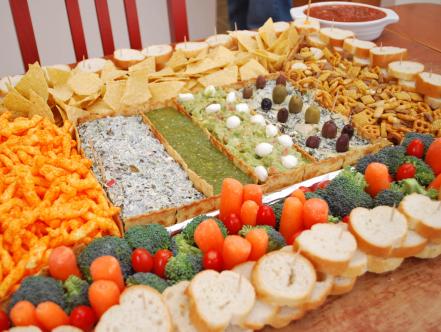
[256,75,266,89]
[342,124,354,139]
[261,98,272,111]
[321,120,337,139]
[277,108,289,123]
[306,136,321,149]
[242,87,253,99]
[336,134,350,152]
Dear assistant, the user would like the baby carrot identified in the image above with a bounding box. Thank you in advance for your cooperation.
[35,302,69,331]
[290,189,306,205]
[90,256,125,291]
[48,246,81,281]
[10,301,38,327]
[240,200,259,226]
[243,184,263,205]
[88,280,120,318]
[279,197,304,242]
[245,228,268,261]
[219,178,243,221]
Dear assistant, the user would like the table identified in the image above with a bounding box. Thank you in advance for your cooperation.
[263,4,441,331]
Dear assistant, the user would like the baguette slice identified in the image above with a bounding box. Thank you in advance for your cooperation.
[304,272,334,311]
[424,95,441,109]
[206,34,234,49]
[349,206,408,257]
[391,230,428,257]
[330,276,357,295]
[274,21,290,36]
[232,262,278,330]
[8,328,42,332]
[280,245,293,252]
[306,33,327,48]
[225,325,252,332]
[366,255,404,274]
[175,41,209,58]
[295,223,357,276]
[388,60,424,80]
[188,270,255,332]
[163,281,198,332]
[416,72,441,98]
[52,327,82,332]
[319,28,355,48]
[293,18,320,33]
[343,38,376,58]
[113,48,145,69]
[398,79,417,92]
[399,193,441,240]
[141,44,173,68]
[414,241,441,259]
[369,46,407,68]
[268,305,305,329]
[95,285,172,332]
[340,250,368,278]
[76,58,108,73]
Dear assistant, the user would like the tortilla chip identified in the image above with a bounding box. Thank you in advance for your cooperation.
[87,99,114,115]
[65,105,89,125]
[28,90,54,122]
[121,70,151,106]
[258,18,277,48]
[2,89,33,118]
[237,34,257,52]
[68,72,103,96]
[103,80,126,111]
[15,63,49,101]
[198,65,238,87]
[233,52,254,66]
[148,67,174,80]
[209,46,236,67]
[46,67,71,86]
[101,69,127,82]
[239,59,268,81]
[49,85,73,102]
[165,51,188,69]
[149,81,185,102]
[129,57,156,73]
[185,58,219,75]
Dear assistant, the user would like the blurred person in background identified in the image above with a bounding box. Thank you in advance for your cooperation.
[228,0,292,30]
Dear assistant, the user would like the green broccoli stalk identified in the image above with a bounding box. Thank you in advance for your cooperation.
[403,156,435,186]
[238,225,286,252]
[64,275,89,313]
[77,236,133,282]
[126,273,169,293]
[181,215,227,246]
[391,178,439,199]
[8,276,66,312]
[328,215,341,223]
[170,233,202,257]
[124,224,171,254]
[374,189,404,207]
[401,132,434,156]
[165,253,203,284]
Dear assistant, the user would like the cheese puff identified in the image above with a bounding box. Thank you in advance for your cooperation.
[40,202,90,222]
[67,173,100,191]
[9,116,42,135]
[59,182,77,198]
[43,185,61,203]
[11,144,40,156]
[25,238,48,270]
[0,258,27,299]
[0,147,20,164]
[83,213,120,236]
[0,154,13,169]
[61,135,71,158]
[50,157,90,176]
[16,150,32,165]
[39,164,68,182]
[0,198,25,214]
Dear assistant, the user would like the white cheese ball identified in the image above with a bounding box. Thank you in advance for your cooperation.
[281,155,298,169]
[266,124,278,138]
[206,103,221,113]
[250,114,266,126]
[235,103,249,113]
[255,166,268,182]
[226,115,241,129]
[226,91,237,103]
[178,93,194,102]
[277,134,293,148]
[204,85,216,97]
[291,62,307,71]
[255,143,273,157]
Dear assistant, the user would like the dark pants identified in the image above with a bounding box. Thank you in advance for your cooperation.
[228,0,292,30]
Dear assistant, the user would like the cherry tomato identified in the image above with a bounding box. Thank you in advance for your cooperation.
[316,180,331,190]
[255,205,276,228]
[131,248,154,273]
[70,305,97,332]
[0,310,10,331]
[309,182,321,192]
[396,163,416,181]
[203,250,223,271]
[298,186,312,193]
[288,230,303,245]
[342,215,350,223]
[223,213,242,235]
[153,249,173,278]
[406,139,424,158]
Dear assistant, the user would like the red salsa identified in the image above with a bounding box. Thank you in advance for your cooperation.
[306,5,386,22]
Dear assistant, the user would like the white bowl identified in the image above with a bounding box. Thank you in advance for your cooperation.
[290,1,399,41]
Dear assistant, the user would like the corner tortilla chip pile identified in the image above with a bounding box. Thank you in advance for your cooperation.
[0,112,120,301]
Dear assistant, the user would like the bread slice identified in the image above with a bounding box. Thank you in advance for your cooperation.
[52,327,82,332]
[295,223,357,275]
[188,270,255,332]
[75,58,108,73]
[205,34,233,49]
[330,276,357,295]
[306,33,327,48]
[268,305,305,329]
[293,18,320,33]
[399,193,441,240]
[274,21,290,36]
[304,272,334,311]
[232,262,278,330]
[349,206,408,257]
[141,44,173,68]
[95,285,173,332]
[343,38,376,58]
[367,255,404,274]
[163,281,198,332]
[414,241,441,259]
[391,230,428,258]
[416,72,441,98]
[388,60,424,80]
[319,28,355,48]
[252,251,316,306]
[424,95,441,109]
[280,245,293,252]
[398,79,417,92]
[225,325,252,332]
[176,42,209,58]
[8,327,42,332]
[369,46,407,68]
[340,250,368,278]
[113,48,145,69]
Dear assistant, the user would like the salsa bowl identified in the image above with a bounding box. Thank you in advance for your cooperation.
[290,1,399,41]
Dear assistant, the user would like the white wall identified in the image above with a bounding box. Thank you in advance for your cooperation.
[0,0,216,77]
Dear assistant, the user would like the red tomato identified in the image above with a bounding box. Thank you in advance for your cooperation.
[309,182,321,192]
[70,306,97,332]
[316,180,331,190]
[298,186,312,193]
[255,205,276,228]
[153,249,173,278]
[0,310,10,331]
[406,139,424,158]
[203,250,223,271]
[223,213,242,235]
[342,215,350,223]
[396,163,416,181]
[131,248,154,273]
[288,230,303,245]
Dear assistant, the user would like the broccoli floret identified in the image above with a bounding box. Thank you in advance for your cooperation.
[328,215,341,223]
[401,133,434,155]
[9,276,66,312]
[64,275,89,313]
[270,200,284,230]
[181,215,227,245]
[170,234,202,256]
[238,225,286,252]
[403,156,435,186]
[305,189,326,200]
[78,236,132,282]
[391,178,438,199]
[426,188,439,200]
[374,189,404,207]
[339,167,367,190]
[124,224,171,255]
[355,154,378,174]
[165,253,203,284]
[126,273,169,293]
[356,146,406,175]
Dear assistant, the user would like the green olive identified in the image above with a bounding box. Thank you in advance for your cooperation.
[305,105,321,124]
[272,85,288,104]
[289,95,303,114]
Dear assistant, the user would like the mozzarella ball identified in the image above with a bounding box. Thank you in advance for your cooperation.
[281,155,298,169]
[205,103,221,113]
[266,124,278,138]
[235,103,249,113]
[178,93,194,102]
[255,143,273,157]
[226,91,237,103]
[277,134,293,148]
[255,166,268,182]
[250,114,266,126]
[226,115,241,129]
[204,85,216,97]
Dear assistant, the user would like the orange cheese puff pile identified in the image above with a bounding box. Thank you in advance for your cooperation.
[0,112,120,301]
